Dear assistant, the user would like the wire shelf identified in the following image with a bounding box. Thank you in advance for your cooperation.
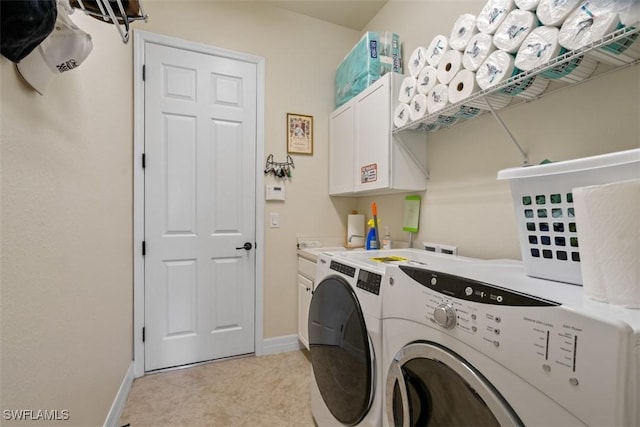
[393,25,640,135]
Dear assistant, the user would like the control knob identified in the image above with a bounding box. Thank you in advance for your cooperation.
[433,303,457,329]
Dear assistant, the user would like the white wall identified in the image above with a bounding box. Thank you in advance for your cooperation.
[1,10,134,426]
[0,2,357,424]
[356,0,640,259]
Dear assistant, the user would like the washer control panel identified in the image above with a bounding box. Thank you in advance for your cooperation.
[357,269,382,295]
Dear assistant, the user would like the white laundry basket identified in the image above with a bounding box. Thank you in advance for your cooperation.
[497,148,640,285]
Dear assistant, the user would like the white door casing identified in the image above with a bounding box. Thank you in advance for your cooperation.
[133,30,265,376]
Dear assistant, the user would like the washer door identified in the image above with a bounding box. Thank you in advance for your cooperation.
[309,275,373,426]
[386,342,523,427]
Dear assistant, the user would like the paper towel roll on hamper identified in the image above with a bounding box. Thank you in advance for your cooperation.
[573,180,640,308]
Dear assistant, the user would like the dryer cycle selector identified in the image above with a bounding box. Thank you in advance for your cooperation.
[433,303,457,329]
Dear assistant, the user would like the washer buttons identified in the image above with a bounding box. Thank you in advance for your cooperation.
[430,277,437,286]
[465,286,473,296]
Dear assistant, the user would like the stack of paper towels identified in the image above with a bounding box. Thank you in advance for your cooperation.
[573,180,640,308]
[393,0,639,130]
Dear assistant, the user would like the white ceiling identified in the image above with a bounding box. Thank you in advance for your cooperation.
[263,1,388,31]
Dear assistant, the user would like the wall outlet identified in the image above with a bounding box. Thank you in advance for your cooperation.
[423,241,458,255]
[439,244,458,256]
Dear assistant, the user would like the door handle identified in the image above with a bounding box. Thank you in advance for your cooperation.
[236,242,253,251]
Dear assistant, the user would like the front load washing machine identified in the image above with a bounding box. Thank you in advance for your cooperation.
[309,249,474,426]
[382,259,640,427]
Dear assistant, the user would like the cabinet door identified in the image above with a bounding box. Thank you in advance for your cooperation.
[353,75,392,193]
[329,101,355,195]
[297,274,313,350]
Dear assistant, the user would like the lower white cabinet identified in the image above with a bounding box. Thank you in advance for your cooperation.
[297,255,317,350]
[297,274,313,349]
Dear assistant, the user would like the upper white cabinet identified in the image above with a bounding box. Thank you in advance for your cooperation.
[329,72,428,196]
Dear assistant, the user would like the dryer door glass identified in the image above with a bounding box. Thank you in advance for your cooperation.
[387,343,522,427]
[309,276,373,425]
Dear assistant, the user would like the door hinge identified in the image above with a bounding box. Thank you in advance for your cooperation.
[142,64,145,81]
[142,153,146,168]
[142,327,145,342]
[142,241,146,256]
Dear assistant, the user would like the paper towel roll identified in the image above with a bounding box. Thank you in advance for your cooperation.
[450,14,479,51]
[514,0,540,11]
[416,66,438,95]
[462,33,496,71]
[399,76,417,103]
[426,35,450,67]
[573,180,640,308]
[413,122,441,132]
[435,114,460,127]
[393,103,411,128]
[453,105,484,119]
[499,74,550,99]
[619,0,640,26]
[408,46,428,77]
[448,69,479,104]
[536,0,580,27]
[427,84,449,113]
[437,50,463,84]
[539,54,597,83]
[515,26,563,72]
[476,50,517,90]
[559,4,621,51]
[347,214,365,248]
[409,94,429,122]
[493,9,538,53]
[572,187,608,302]
[559,3,638,66]
[477,0,516,34]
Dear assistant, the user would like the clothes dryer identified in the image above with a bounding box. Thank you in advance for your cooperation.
[382,259,640,427]
[309,249,473,426]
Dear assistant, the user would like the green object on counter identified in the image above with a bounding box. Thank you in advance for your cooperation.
[403,195,421,233]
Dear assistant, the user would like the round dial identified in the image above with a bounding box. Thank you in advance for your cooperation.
[433,303,457,329]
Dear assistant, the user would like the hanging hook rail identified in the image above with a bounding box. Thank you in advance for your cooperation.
[264,154,295,178]
[71,0,149,43]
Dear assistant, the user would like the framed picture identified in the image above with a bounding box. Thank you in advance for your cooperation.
[287,113,313,155]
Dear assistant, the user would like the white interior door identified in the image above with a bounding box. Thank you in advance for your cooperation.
[143,41,257,371]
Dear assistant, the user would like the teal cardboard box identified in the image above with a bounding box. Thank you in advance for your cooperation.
[335,31,402,108]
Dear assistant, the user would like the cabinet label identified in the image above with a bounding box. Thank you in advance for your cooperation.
[361,164,378,183]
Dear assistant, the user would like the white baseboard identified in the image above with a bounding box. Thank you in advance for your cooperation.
[103,361,135,427]
[262,334,303,355]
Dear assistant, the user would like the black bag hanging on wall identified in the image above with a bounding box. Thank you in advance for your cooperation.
[1,0,57,63]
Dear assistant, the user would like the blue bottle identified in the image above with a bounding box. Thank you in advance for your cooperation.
[365,219,378,250]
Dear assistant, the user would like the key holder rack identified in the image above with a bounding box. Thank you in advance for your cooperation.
[264,154,295,179]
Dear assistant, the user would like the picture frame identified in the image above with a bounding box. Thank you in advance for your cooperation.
[287,113,313,155]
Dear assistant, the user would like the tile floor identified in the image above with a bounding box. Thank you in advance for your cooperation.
[119,350,316,427]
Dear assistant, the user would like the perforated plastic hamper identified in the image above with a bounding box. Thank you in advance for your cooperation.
[497,148,640,285]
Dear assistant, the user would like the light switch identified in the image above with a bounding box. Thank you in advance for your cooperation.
[270,212,280,228]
